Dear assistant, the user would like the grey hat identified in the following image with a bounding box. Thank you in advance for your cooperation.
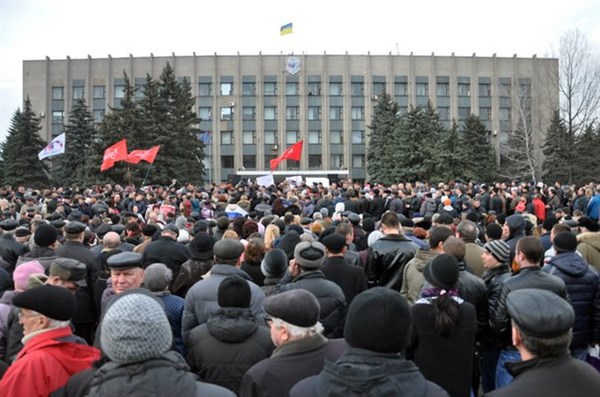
[163,223,179,237]
[213,238,245,260]
[507,288,574,338]
[261,248,289,278]
[264,289,320,327]
[49,257,87,287]
[348,213,360,225]
[294,241,326,269]
[484,240,510,264]
[95,223,113,237]
[101,289,172,364]
[107,252,143,269]
[64,221,86,234]
[144,263,172,292]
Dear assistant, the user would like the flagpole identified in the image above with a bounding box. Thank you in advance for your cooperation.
[141,163,154,187]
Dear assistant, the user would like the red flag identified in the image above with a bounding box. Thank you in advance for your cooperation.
[270,141,303,171]
[126,146,160,164]
[100,139,128,171]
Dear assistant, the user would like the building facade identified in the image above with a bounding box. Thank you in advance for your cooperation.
[23,53,558,182]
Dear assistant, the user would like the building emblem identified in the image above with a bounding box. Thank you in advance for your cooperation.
[286,56,301,75]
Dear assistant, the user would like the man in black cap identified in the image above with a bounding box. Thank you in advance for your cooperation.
[240,289,347,397]
[182,238,267,341]
[321,233,367,305]
[101,252,145,313]
[133,223,158,254]
[486,289,600,396]
[277,241,346,338]
[0,218,27,273]
[290,288,448,397]
[16,222,59,270]
[0,285,100,396]
[542,231,600,360]
[490,236,568,388]
[142,224,191,287]
[55,221,99,344]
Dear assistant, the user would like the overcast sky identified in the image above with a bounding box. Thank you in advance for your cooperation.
[1,0,599,143]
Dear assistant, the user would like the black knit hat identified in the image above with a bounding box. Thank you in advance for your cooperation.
[13,284,76,321]
[218,276,251,308]
[423,254,460,290]
[344,287,411,353]
[553,231,577,253]
[34,223,58,247]
[189,232,214,260]
[486,223,503,240]
[261,248,288,278]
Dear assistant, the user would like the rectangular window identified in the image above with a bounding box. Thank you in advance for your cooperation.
[308,155,322,169]
[499,79,511,97]
[286,106,299,120]
[394,82,408,96]
[220,107,233,120]
[286,131,299,144]
[352,155,365,168]
[93,109,105,123]
[264,82,277,96]
[438,107,450,120]
[458,83,471,96]
[114,84,125,98]
[307,82,321,96]
[242,82,256,96]
[329,82,343,96]
[352,130,365,144]
[243,107,256,120]
[221,155,234,168]
[330,154,343,169]
[52,111,64,124]
[286,82,299,96]
[264,131,277,144]
[329,106,343,120]
[308,130,321,144]
[52,86,64,100]
[458,107,471,120]
[373,82,386,96]
[351,82,364,96]
[264,106,277,120]
[416,83,428,96]
[330,130,343,144]
[243,155,256,169]
[198,107,212,121]
[308,106,321,120]
[93,85,105,99]
[479,83,491,97]
[198,82,212,96]
[351,107,364,120]
[135,85,145,98]
[499,108,511,121]
[436,83,449,96]
[479,107,491,120]
[242,131,255,144]
[73,86,85,100]
[220,131,233,145]
[220,82,233,96]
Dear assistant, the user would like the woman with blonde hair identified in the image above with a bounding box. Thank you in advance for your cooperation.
[263,224,280,251]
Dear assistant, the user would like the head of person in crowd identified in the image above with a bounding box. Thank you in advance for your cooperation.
[456,220,478,243]
[244,237,266,266]
[101,289,172,365]
[289,241,326,277]
[277,230,302,260]
[507,289,574,360]
[47,257,87,292]
[434,212,455,230]
[63,220,87,243]
[322,233,347,257]
[261,248,289,281]
[482,239,511,269]
[422,254,461,336]
[0,218,19,236]
[102,231,121,251]
[442,236,466,262]
[263,224,280,250]
[12,260,45,292]
[578,216,599,233]
[218,275,251,309]
[15,227,31,243]
[380,211,401,235]
[213,238,245,266]
[189,231,214,261]
[106,252,145,294]
[344,287,412,354]
[485,223,503,242]
[161,224,179,241]
[515,236,545,271]
[335,222,354,246]
[14,285,77,338]
[263,289,322,347]
[144,263,172,293]
[552,231,578,254]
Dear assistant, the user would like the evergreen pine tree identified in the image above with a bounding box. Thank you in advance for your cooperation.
[366,93,400,185]
[55,99,97,186]
[461,114,496,182]
[573,123,600,185]
[437,120,467,182]
[542,110,572,184]
[0,98,49,187]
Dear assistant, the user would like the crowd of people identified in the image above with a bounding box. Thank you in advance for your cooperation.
[0,178,599,396]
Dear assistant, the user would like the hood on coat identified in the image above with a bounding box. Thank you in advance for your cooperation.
[548,252,589,277]
[207,308,259,343]
[414,249,439,271]
[506,214,525,235]
[577,233,600,251]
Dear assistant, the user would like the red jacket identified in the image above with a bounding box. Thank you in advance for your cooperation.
[533,198,546,222]
[0,326,100,396]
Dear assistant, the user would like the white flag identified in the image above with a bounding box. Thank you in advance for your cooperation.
[256,174,275,187]
[38,133,65,160]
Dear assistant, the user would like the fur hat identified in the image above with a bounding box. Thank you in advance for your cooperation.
[218,276,250,308]
[294,241,326,269]
[423,254,460,290]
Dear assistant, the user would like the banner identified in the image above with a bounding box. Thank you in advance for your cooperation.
[100,139,128,171]
[38,133,65,160]
[126,145,160,164]
[256,174,275,187]
[270,140,303,171]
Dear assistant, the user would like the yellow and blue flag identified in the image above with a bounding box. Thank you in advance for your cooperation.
[280,22,293,36]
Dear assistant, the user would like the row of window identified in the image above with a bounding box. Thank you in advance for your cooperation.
[220,130,366,145]
[204,105,361,121]
[221,154,363,169]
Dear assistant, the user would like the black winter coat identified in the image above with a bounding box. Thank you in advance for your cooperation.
[142,236,191,287]
[480,265,511,348]
[365,234,418,290]
[543,252,600,346]
[186,308,274,394]
[321,256,368,305]
[290,348,448,397]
